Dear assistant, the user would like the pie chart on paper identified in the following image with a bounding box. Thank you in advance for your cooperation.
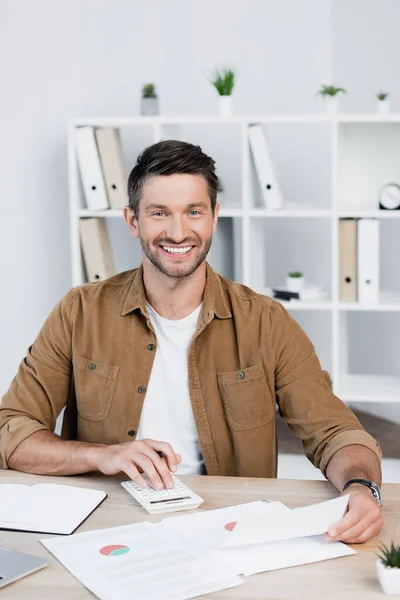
[99,544,130,556]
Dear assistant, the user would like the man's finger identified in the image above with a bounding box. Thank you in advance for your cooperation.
[145,439,180,473]
[325,510,382,543]
[140,446,175,489]
[134,454,165,490]
[328,512,360,537]
[121,460,148,489]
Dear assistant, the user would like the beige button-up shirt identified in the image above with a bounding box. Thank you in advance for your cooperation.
[0,264,382,475]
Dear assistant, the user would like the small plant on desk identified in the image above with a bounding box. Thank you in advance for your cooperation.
[376,541,400,595]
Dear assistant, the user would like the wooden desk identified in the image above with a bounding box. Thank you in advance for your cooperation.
[1,471,399,599]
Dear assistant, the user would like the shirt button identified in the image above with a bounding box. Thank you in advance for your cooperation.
[137,386,146,393]
[238,371,245,380]
[88,363,96,371]
[147,343,155,351]
[127,430,136,437]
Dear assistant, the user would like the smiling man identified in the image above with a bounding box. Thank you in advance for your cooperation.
[0,140,382,544]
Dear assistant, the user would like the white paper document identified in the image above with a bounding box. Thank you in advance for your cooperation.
[41,521,243,600]
[222,494,350,548]
[161,498,355,577]
[0,483,106,534]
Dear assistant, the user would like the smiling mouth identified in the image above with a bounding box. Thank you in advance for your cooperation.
[161,245,194,256]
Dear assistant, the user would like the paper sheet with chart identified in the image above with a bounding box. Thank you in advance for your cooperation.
[41,520,243,600]
[221,494,350,547]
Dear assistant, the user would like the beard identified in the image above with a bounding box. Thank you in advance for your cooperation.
[139,232,213,278]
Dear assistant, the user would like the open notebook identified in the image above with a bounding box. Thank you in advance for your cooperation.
[0,483,106,535]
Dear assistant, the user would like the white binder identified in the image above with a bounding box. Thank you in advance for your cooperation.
[95,128,128,209]
[357,219,380,304]
[248,124,284,210]
[75,127,109,211]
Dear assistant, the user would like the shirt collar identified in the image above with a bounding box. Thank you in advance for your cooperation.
[121,263,232,320]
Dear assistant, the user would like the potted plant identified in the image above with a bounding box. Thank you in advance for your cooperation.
[316,85,347,114]
[287,271,305,293]
[217,177,225,205]
[377,542,400,595]
[211,68,235,116]
[141,83,159,116]
[377,91,390,114]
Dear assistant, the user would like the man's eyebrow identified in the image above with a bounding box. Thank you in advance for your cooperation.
[187,202,209,209]
[145,203,169,211]
[144,202,210,211]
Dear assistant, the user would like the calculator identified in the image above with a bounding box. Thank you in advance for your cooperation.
[121,475,203,515]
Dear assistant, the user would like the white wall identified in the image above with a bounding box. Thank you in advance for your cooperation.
[1,0,399,425]
[0,0,332,396]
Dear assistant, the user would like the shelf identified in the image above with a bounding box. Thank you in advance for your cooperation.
[70,114,400,128]
[78,209,123,218]
[250,202,332,218]
[337,206,400,219]
[338,290,400,311]
[258,289,332,310]
[337,374,400,403]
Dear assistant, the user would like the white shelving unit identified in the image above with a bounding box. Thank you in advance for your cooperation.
[68,114,400,406]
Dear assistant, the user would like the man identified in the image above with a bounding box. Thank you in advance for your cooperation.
[0,140,382,544]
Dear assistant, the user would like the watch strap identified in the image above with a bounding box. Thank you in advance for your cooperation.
[343,478,383,507]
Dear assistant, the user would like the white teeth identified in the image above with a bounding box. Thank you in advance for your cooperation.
[163,246,192,254]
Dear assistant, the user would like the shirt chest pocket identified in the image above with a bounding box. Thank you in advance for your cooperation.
[73,353,119,421]
[217,362,274,431]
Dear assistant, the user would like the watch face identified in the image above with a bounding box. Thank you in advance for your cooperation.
[380,183,400,209]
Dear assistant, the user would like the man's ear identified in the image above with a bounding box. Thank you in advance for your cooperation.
[123,206,140,239]
[212,201,220,235]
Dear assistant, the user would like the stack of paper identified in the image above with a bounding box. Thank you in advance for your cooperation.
[41,495,355,600]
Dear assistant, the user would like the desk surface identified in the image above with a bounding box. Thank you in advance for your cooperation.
[1,471,399,599]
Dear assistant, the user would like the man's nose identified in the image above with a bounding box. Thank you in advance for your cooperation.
[167,216,186,242]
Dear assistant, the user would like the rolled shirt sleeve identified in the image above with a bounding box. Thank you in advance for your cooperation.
[269,301,382,476]
[0,289,75,469]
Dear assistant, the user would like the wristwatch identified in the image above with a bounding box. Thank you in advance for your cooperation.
[342,478,383,507]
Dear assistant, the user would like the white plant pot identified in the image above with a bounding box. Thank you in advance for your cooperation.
[219,95,233,116]
[287,276,305,293]
[377,559,400,595]
[217,191,225,206]
[323,96,339,114]
[140,97,159,116]
[377,100,390,114]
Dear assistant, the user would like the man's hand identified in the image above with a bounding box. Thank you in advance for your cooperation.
[323,484,383,544]
[92,439,182,491]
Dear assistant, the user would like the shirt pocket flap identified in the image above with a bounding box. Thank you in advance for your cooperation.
[73,353,119,421]
[217,362,274,431]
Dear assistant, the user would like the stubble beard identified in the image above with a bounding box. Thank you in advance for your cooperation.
[139,234,213,278]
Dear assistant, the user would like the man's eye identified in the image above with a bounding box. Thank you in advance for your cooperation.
[153,211,165,217]
[189,210,200,216]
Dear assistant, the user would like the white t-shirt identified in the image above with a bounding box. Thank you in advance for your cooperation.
[136,302,205,475]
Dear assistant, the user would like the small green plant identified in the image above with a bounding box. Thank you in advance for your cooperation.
[211,69,235,96]
[317,85,347,97]
[377,91,389,101]
[217,177,224,192]
[288,271,303,278]
[142,83,157,99]
[377,542,400,569]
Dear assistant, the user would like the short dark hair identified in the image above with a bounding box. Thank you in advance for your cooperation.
[127,140,218,217]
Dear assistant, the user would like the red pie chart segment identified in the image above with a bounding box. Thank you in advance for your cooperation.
[225,521,237,532]
[100,544,130,556]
